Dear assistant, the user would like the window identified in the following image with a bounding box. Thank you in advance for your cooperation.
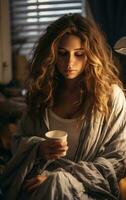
[9,0,84,58]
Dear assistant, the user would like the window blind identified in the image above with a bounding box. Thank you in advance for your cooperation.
[9,0,84,57]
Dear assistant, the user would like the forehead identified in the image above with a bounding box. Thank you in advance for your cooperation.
[58,34,83,49]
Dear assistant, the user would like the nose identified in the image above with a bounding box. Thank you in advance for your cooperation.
[67,54,74,68]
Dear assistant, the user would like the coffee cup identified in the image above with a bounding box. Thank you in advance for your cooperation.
[45,130,68,156]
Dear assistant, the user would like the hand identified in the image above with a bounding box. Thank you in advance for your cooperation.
[24,175,48,191]
[39,140,68,160]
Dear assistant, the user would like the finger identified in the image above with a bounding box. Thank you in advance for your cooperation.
[57,145,68,151]
[47,145,68,157]
[49,145,68,153]
[44,144,68,159]
[50,144,68,149]
[47,153,61,160]
[24,177,38,189]
[27,176,47,191]
[48,141,68,147]
[24,175,47,190]
[47,151,67,159]
[27,182,42,191]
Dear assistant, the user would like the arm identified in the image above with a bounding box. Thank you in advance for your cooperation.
[12,111,68,159]
[11,111,35,153]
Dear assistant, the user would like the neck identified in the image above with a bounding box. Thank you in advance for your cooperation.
[64,77,82,92]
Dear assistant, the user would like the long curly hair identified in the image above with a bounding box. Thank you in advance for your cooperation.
[26,13,123,118]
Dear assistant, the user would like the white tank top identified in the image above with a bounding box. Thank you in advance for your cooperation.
[45,109,84,160]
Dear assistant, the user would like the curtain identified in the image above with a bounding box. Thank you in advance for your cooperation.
[9,0,84,57]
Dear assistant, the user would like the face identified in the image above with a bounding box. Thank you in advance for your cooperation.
[56,34,87,80]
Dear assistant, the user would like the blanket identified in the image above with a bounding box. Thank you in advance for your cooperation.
[1,85,126,200]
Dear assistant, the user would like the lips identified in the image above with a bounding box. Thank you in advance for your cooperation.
[65,70,76,73]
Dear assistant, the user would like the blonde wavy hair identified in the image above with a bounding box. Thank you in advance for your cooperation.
[26,13,123,117]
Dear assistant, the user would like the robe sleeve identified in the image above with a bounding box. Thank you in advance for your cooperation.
[12,110,47,153]
[64,85,126,199]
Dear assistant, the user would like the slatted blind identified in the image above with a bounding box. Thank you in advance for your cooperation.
[9,0,84,57]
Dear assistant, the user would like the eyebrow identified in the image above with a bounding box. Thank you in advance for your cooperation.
[58,47,84,51]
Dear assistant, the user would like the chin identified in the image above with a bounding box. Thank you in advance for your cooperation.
[65,75,78,79]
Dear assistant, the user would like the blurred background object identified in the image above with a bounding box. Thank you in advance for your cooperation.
[114,36,126,55]
[0,0,12,84]
[0,115,19,175]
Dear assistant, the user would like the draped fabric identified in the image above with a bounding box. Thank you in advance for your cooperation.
[1,85,126,200]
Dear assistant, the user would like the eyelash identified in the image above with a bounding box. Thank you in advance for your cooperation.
[75,53,84,56]
[58,51,67,56]
[58,51,84,57]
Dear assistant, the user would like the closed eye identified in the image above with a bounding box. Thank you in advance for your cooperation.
[58,49,85,57]
[75,51,85,57]
[58,50,68,56]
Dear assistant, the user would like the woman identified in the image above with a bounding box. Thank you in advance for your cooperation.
[1,13,126,200]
